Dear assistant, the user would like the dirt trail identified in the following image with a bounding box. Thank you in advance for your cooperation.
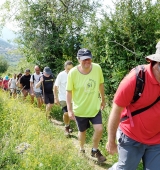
[50,118,111,170]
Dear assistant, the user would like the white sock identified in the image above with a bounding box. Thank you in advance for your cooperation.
[92,148,97,151]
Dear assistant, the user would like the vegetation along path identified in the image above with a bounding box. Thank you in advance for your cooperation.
[0,90,114,170]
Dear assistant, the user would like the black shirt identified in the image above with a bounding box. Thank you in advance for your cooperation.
[41,75,54,94]
[20,75,31,89]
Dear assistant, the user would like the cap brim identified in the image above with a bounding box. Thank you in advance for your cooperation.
[79,56,92,60]
[145,54,160,62]
[44,71,52,75]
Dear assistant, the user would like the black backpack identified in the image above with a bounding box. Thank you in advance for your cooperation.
[131,65,145,103]
[121,65,160,122]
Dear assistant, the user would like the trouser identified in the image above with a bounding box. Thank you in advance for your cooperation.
[109,128,160,170]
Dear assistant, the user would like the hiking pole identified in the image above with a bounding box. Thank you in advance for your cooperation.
[41,81,47,119]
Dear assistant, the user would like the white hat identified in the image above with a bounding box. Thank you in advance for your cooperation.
[145,41,160,62]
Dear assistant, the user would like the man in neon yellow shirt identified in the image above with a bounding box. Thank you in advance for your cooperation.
[66,48,106,163]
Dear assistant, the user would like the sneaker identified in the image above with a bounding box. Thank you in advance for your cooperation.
[80,149,85,153]
[91,149,106,163]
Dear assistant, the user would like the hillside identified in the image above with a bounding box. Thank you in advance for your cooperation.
[0,38,23,65]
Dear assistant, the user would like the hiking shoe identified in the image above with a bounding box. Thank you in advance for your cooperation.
[65,125,72,136]
[91,149,106,163]
[80,149,85,153]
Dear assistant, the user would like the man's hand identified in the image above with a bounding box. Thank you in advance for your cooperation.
[106,141,118,155]
[54,98,60,105]
[68,110,75,120]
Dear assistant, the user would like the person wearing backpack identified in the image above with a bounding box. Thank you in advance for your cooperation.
[106,41,160,170]
[30,65,43,108]
[36,67,54,120]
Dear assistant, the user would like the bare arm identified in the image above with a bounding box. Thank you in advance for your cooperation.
[106,102,124,155]
[53,85,60,105]
[35,76,43,88]
[99,83,105,110]
[66,90,75,120]
[30,82,34,93]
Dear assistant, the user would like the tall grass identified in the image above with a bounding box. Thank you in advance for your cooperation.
[0,90,143,170]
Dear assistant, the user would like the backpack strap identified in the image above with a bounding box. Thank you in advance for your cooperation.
[121,96,160,122]
[131,65,145,103]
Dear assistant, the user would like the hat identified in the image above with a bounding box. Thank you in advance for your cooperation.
[145,41,160,62]
[5,76,9,80]
[43,67,52,75]
[77,48,92,60]
[25,69,30,72]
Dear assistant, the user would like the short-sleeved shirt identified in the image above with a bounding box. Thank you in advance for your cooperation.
[54,70,68,101]
[114,64,160,145]
[66,63,104,117]
[30,72,43,92]
[42,75,54,94]
[20,75,31,89]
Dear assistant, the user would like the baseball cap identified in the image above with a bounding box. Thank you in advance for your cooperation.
[145,41,160,62]
[77,48,92,60]
[25,69,30,72]
[43,67,52,75]
[5,75,9,80]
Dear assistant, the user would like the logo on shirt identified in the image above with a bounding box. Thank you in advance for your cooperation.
[84,79,96,93]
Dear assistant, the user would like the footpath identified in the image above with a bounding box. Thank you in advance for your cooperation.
[50,118,111,170]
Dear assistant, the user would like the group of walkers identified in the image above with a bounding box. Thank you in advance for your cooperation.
[1,42,160,169]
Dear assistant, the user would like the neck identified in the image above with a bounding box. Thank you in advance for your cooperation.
[152,63,160,83]
[78,65,92,74]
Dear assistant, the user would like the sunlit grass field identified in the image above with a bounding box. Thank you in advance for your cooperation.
[0,90,143,169]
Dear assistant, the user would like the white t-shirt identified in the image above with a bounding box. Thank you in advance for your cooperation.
[54,70,68,101]
[30,72,43,92]
[9,78,16,89]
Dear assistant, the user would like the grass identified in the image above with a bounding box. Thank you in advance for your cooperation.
[0,90,143,170]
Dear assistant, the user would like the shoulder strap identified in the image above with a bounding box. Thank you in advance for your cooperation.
[131,65,145,103]
[121,96,160,122]
[32,74,35,83]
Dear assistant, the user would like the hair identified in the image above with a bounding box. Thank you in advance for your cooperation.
[151,61,157,67]
[64,60,73,67]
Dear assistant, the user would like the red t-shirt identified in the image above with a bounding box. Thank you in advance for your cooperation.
[114,64,160,145]
[3,79,9,89]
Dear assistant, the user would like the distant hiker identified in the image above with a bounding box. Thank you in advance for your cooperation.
[8,73,17,98]
[54,60,73,136]
[30,65,43,108]
[2,75,9,91]
[106,41,160,170]
[66,48,106,163]
[16,73,22,95]
[0,77,3,88]
[36,67,54,120]
[20,69,34,103]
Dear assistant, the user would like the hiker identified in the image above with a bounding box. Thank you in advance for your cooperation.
[106,41,160,170]
[2,75,9,91]
[0,77,3,88]
[36,67,54,120]
[20,69,34,103]
[30,65,43,108]
[8,73,17,98]
[54,60,73,136]
[66,48,106,163]
[16,73,22,96]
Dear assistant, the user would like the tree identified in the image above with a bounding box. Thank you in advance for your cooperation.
[82,0,160,101]
[0,0,99,73]
[0,55,9,74]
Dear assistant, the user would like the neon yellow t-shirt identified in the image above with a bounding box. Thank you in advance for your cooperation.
[66,63,104,117]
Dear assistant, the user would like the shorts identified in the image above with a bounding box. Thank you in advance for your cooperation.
[44,93,54,104]
[60,101,68,113]
[34,91,42,98]
[109,127,160,170]
[22,89,32,95]
[10,88,16,93]
[75,110,102,132]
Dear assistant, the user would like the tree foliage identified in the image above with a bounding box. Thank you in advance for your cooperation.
[0,55,9,74]
[82,0,160,101]
[0,0,99,73]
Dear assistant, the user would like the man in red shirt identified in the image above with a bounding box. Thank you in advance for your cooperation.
[106,41,160,170]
